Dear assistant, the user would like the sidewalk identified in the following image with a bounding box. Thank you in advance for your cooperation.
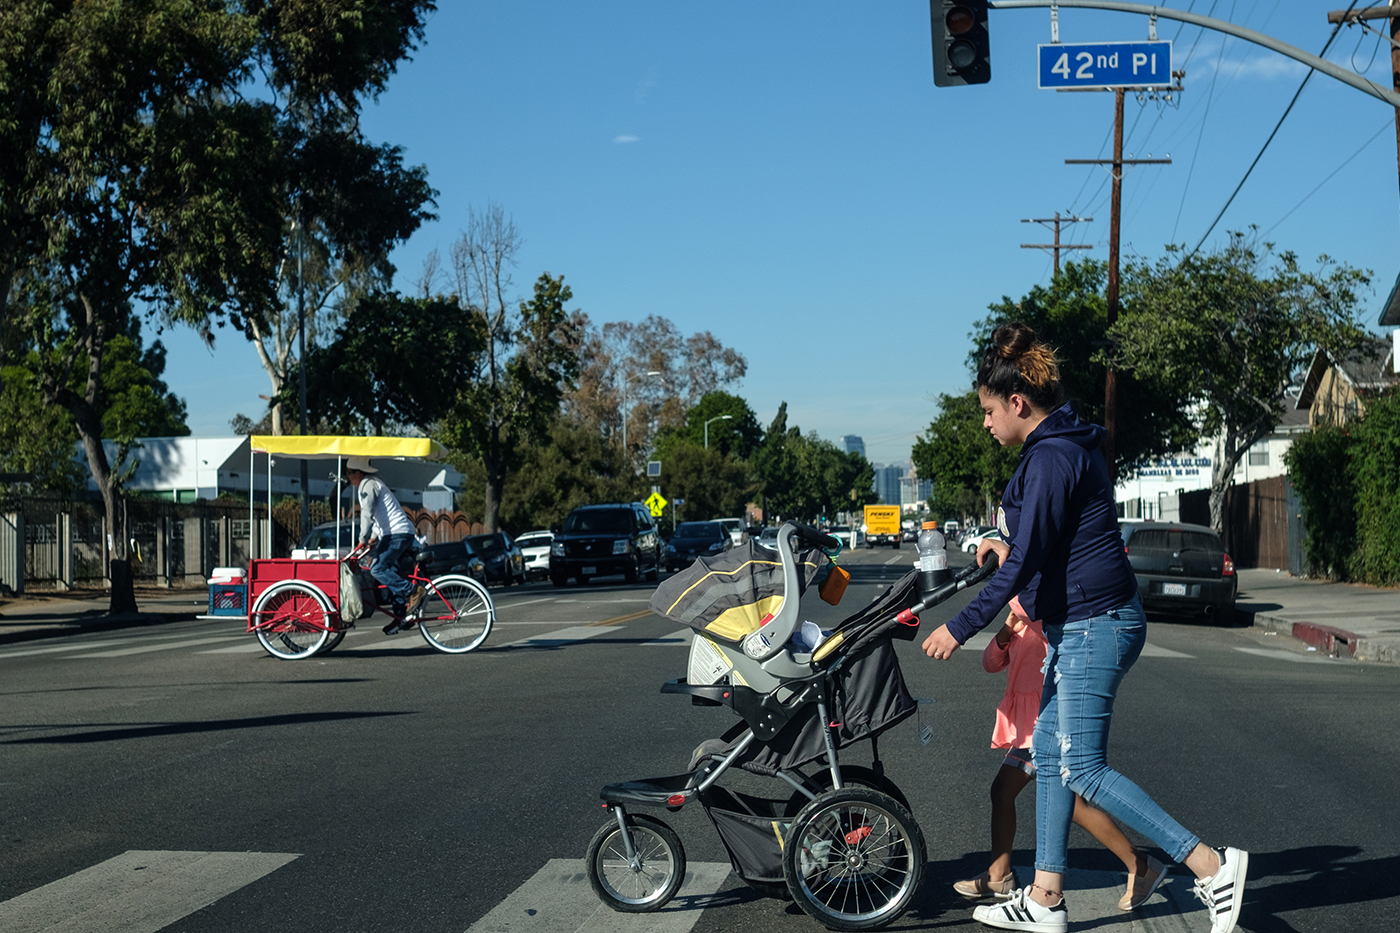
[1235,567,1400,664]
[0,586,212,646]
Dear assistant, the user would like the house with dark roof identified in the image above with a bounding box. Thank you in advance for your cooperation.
[1295,337,1398,428]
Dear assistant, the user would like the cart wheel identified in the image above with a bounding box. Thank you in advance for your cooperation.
[417,574,494,653]
[586,813,686,913]
[784,765,912,813]
[251,581,332,660]
[317,629,347,654]
[782,787,926,931]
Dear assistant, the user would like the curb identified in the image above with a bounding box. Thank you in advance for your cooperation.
[1251,612,1400,664]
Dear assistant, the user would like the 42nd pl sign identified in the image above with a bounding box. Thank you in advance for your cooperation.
[1038,40,1172,89]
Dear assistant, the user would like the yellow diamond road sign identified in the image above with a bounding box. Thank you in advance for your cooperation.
[645,492,668,517]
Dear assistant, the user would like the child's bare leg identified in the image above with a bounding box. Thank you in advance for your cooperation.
[1071,794,1144,874]
[988,763,1034,881]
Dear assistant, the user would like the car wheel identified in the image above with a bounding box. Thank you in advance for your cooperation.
[647,555,660,581]
[624,556,640,584]
[1215,601,1237,626]
[551,573,569,588]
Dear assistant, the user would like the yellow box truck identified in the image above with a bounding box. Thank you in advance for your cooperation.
[863,504,902,549]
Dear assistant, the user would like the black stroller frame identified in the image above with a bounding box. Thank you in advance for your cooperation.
[585,521,997,930]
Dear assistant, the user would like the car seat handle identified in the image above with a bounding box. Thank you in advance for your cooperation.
[740,521,810,661]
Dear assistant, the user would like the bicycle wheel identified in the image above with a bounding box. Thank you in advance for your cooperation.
[251,581,332,660]
[586,813,686,913]
[782,787,926,931]
[417,574,494,653]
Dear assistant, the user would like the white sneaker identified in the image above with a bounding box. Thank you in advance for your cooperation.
[1192,846,1249,933]
[972,887,1068,933]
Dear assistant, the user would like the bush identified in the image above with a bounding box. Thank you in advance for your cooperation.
[1283,424,1356,579]
[1349,391,1400,586]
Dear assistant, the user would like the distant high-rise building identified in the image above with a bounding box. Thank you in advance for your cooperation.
[875,464,904,506]
[840,435,866,459]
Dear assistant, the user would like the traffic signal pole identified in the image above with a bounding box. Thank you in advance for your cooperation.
[1065,91,1169,477]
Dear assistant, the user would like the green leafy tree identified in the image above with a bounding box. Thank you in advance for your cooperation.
[911,390,1019,524]
[287,292,481,433]
[439,207,585,532]
[970,258,1196,480]
[653,391,764,460]
[1347,390,1400,586]
[1110,233,1370,533]
[753,403,873,522]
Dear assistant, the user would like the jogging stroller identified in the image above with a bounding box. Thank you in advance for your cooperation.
[584,521,997,930]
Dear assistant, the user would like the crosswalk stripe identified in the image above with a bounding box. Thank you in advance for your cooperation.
[1140,643,1194,658]
[65,636,249,658]
[1234,646,1333,664]
[465,858,731,933]
[641,629,692,646]
[0,849,298,933]
[0,640,128,659]
[501,626,623,649]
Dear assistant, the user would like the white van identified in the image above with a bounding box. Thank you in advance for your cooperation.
[714,517,747,546]
[943,520,961,538]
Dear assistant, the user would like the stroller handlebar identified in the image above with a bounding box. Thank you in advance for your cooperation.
[894,553,1000,624]
[786,521,842,553]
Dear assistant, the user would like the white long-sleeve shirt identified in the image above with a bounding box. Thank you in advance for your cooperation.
[357,475,414,542]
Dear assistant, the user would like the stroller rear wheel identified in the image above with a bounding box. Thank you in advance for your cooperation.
[587,813,687,912]
[782,787,926,931]
[784,764,912,813]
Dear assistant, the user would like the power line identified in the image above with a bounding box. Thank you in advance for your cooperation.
[1261,118,1393,239]
[1191,1,1359,254]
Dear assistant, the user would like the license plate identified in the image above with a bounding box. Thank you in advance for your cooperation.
[581,566,597,575]
[1162,582,1187,596]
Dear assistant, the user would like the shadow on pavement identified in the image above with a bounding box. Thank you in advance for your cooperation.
[3,710,410,744]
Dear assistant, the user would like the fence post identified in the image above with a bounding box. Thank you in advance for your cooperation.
[0,511,23,595]
[60,510,73,590]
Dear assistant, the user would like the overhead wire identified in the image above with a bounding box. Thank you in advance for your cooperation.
[1190,1,1360,254]
[1260,118,1393,239]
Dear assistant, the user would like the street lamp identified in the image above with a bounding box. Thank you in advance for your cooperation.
[704,414,733,449]
[621,370,663,456]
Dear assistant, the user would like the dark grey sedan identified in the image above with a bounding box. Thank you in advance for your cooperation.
[1121,520,1238,624]
[664,521,733,573]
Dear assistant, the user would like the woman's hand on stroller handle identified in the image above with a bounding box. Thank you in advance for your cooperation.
[976,536,1010,568]
[922,624,960,661]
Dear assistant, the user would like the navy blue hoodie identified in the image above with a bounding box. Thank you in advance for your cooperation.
[945,403,1138,644]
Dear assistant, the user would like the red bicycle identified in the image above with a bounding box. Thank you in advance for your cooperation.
[246,543,495,659]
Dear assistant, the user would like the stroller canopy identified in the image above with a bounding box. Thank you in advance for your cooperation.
[650,540,831,644]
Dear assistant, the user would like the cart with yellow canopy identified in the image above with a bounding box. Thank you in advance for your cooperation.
[243,435,493,659]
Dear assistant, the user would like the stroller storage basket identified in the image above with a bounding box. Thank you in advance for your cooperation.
[698,786,796,894]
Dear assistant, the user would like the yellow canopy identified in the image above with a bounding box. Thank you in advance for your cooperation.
[248,435,446,460]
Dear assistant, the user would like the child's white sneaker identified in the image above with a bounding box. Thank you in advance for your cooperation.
[972,887,1068,932]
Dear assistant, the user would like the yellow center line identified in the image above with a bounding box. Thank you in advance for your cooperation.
[587,608,657,627]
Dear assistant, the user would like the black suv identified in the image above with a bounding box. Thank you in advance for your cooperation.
[551,503,661,586]
[1121,520,1237,624]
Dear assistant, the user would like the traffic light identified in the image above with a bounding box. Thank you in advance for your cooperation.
[931,0,990,87]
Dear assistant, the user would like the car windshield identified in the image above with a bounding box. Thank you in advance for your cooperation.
[675,522,722,539]
[468,534,505,555]
[562,509,632,534]
[516,534,549,547]
[303,525,352,548]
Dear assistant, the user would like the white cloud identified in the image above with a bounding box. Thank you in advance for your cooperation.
[613,134,640,144]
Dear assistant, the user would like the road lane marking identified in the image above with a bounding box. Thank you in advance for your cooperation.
[0,641,129,659]
[883,555,908,565]
[502,626,623,648]
[465,858,730,933]
[496,597,557,611]
[0,849,298,933]
[65,636,249,658]
[1235,646,1335,664]
[587,609,655,627]
[642,629,692,646]
[1139,643,1193,658]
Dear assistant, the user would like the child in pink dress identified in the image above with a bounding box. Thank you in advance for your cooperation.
[953,596,1168,911]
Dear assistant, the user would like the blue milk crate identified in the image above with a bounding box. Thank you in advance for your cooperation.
[209,583,248,616]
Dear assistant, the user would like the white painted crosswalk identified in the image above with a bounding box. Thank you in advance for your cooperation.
[0,850,298,933]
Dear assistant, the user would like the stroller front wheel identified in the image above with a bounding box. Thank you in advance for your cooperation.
[587,813,687,912]
[782,787,926,931]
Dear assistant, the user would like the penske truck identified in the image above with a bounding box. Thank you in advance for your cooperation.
[862,504,902,549]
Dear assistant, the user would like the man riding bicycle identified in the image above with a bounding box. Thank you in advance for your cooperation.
[346,457,425,628]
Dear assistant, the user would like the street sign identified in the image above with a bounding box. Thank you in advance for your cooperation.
[1038,41,1171,89]
[645,491,668,517]
[646,461,662,478]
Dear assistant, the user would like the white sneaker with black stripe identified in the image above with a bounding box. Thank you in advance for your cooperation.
[972,887,1068,932]
[1192,846,1249,933]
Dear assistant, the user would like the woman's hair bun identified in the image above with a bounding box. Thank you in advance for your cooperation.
[978,322,1065,411]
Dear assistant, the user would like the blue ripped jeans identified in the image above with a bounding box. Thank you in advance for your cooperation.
[1031,597,1200,873]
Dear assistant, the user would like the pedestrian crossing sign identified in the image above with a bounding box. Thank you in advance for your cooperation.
[645,492,668,517]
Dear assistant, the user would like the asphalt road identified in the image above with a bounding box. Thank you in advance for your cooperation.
[1,546,1396,933]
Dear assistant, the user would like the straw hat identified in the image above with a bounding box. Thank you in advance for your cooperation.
[346,457,378,473]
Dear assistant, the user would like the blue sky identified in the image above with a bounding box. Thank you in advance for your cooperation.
[167,1,1400,465]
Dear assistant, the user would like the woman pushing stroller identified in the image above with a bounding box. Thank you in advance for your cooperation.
[921,323,1249,933]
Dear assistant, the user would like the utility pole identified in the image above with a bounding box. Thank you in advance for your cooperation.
[1066,88,1170,477]
[1326,4,1400,199]
[1020,212,1093,279]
